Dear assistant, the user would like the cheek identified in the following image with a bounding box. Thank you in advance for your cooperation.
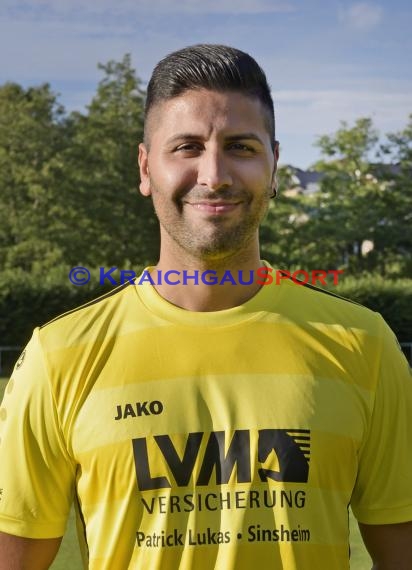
[150,157,196,193]
[239,163,271,190]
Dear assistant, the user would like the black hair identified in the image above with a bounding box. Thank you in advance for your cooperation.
[144,44,275,146]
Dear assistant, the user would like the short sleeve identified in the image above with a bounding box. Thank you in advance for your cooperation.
[351,316,412,524]
[0,329,75,538]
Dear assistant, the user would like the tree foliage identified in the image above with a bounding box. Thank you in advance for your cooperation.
[0,82,68,271]
[261,118,411,278]
[60,55,159,267]
[0,55,159,275]
[260,165,311,268]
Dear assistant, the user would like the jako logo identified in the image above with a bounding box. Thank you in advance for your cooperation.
[132,429,310,491]
[115,401,164,420]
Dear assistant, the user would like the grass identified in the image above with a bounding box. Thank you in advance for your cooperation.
[1,378,372,569]
[51,509,83,569]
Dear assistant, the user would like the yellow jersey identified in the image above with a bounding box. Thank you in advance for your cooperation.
[1,270,411,569]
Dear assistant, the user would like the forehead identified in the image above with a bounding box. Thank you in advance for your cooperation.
[146,89,271,144]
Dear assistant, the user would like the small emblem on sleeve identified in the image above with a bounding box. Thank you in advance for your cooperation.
[15,349,26,370]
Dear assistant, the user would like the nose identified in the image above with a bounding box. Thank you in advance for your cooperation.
[196,148,233,190]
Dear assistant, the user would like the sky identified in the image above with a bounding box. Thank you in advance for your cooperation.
[0,0,411,168]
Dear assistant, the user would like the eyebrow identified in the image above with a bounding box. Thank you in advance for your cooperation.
[165,132,265,145]
[226,133,265,145]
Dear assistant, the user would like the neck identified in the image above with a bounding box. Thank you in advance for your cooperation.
[151,245,264,311]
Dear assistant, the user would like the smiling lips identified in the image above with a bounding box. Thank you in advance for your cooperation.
[188,201,242,214]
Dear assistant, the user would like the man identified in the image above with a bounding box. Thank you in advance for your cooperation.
[0,44,411,570]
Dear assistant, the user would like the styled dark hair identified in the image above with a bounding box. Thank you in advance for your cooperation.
[144,44,275,146]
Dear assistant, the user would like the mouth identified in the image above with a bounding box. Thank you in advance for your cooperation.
[186,201,242,214]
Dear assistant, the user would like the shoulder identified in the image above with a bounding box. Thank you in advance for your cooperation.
[37,281,137,351]
[275,276,383,336]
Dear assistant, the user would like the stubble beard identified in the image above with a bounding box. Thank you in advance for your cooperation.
[150,180,272,262]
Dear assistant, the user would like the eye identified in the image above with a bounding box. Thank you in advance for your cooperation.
[227,142,255,153]
[175,143,203,153]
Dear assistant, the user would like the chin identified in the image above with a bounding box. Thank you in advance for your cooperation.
[188,237,253,260]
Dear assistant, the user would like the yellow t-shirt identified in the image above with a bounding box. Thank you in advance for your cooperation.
[1,271,411,569]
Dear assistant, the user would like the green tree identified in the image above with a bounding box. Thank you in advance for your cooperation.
[0,82,68,271]
[60,54,159,268]
[376,115,412,276]
[0,55,159,278]
[311,118,380,272]
[260,117,412,278]
[260,165,314,270]
[308,117,411,276]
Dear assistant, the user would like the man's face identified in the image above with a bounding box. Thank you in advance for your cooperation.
[139,89,279,263]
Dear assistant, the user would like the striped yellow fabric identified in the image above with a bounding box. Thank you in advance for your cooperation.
[1,270,411,569]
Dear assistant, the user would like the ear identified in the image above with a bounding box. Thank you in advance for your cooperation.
[274,140,280,164]
[271,140,280,194]
[138,143,151,197]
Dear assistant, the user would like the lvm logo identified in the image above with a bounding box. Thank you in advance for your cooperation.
[132,428,310,491]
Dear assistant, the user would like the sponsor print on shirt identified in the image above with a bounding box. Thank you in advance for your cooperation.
[132,428,311,548]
